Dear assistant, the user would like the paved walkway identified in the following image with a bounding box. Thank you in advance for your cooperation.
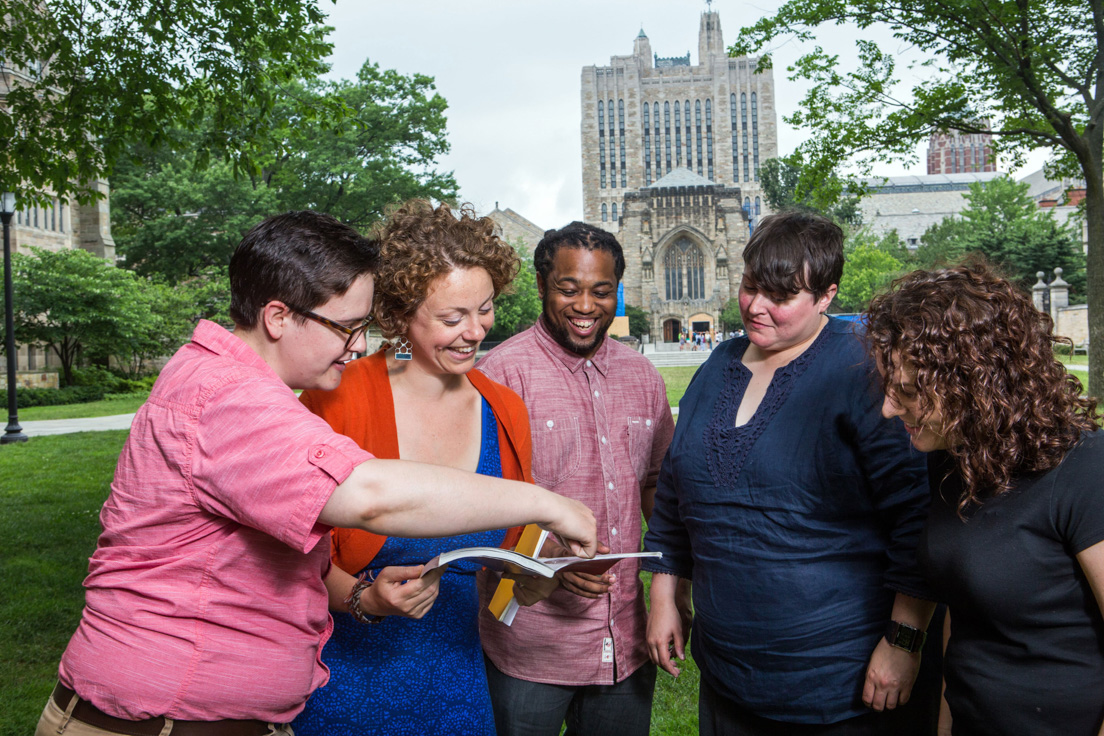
[18,413,136,437]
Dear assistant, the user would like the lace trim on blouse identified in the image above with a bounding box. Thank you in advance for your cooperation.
[704,329,833,489]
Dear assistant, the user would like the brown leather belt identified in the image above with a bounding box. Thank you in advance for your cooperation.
[51,683,277,736]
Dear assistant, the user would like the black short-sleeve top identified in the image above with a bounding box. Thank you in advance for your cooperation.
[920,431,1104,735]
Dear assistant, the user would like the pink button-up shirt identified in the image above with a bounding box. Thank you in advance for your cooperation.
[477,318,674,685]
[58,320,372,722]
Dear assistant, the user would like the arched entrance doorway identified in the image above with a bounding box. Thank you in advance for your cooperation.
[663,318,681,343]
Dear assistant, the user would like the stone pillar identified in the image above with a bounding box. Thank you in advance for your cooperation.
[1032,271,1048,313]
[1049,267,1069,320]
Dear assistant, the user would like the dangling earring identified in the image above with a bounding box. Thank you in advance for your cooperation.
[394,335,412,361]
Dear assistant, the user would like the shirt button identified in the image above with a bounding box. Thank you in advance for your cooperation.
[601,436,607,444]
[594,390,600,398]
[611,527,618,536]
[546,420,555,428]
[646,419,652,427]
[607,482,614,490]
[313,449,326,459]
[586,360,593,367]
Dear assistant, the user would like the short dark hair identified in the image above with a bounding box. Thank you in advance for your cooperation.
[533,221,625,283]
[742,210,843,298]
[229,211,380,329]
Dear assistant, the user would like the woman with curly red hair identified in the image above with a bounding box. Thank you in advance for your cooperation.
[292,200,544,736]
[866,263,1104,736]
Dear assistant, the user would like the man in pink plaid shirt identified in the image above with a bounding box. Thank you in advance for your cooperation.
[478,222,684,736]
[36,211,597,736]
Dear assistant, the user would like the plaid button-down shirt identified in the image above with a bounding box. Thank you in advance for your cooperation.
[478,317,674,685]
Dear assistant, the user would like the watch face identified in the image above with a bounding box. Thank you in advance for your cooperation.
[897,627,916,649]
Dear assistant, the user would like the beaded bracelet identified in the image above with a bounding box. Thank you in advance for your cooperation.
[344,570,384,625]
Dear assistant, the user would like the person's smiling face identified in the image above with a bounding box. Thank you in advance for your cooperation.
[538,247,618,359]
[404,266,495,377]
[280,273,374,391]
[878,353,948,452]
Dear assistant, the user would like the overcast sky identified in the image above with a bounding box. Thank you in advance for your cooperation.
[322,1,1047,229]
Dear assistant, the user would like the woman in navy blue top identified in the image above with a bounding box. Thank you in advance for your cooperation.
[868,264,1104,736]
[644,211,939,733]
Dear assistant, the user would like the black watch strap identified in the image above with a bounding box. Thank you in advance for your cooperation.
[885,620,927,653]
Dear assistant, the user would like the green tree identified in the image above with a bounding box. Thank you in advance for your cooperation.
[626,304,651,338]
[761,153,862,226]
[913,177,1085,296]
[720,298,744,332]
[1,0,337,203]
[837,230,906,312]
[5,249,151,386]
[487,241,542,342]
[112,60,458,281]
[732,0,1104,395]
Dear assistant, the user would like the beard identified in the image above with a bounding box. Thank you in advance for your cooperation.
[541,309,611,357]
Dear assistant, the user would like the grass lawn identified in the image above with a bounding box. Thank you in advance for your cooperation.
[0,430,701,735]
[0,431,127,736]
[17,393,149,421]
[657,366,700,408]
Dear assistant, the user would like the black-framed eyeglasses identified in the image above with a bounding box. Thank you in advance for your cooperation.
[290,306,374,352]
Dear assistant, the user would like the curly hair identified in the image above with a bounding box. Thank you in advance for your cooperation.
[865,262,1098,513]
[371,200,520,339]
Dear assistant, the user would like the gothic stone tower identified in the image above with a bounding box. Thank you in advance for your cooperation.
[580,10,772,339]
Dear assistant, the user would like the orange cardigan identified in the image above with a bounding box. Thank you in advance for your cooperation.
[301,350,533,575]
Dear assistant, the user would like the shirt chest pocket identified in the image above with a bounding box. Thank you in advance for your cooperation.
[531,416,581,487]
[625,416,654,483]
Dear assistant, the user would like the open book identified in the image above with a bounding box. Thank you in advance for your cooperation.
[422,545,662,578]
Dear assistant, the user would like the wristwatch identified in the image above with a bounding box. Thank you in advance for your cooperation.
[885,620,927,653]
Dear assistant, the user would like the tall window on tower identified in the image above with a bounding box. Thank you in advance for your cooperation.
[741,93,749,182]
[654,102,661,175]
[664,102,672,174]
[664,239,706,301]
[643,104,652,185]
[695,100,703,176]
[598,102,606,188]
[618,99,626,187]
[607,100,617,187]
[674,102,682,167]
[684,99,692,167]
[706,98,714,181]
[730,94,739,182]
[751,92,760,181]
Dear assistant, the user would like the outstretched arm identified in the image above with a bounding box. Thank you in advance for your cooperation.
[321,459,597,558]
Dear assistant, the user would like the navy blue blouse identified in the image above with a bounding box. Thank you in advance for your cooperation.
[643,318,931,724]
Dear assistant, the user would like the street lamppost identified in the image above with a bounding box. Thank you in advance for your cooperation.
[2,192,28,444]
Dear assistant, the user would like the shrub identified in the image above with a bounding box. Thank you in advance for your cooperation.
[0,385,106,409]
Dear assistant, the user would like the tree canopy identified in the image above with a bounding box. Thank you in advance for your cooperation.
[1,0,339,204]
[760,153,862,226]
[836,229,906,312]
[917,176,1085,296]
[486,240,542,342]
[732,0,1104,394]
[111,60,458,282]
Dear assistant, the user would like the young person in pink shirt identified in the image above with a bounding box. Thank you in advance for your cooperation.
[35,210,596,736]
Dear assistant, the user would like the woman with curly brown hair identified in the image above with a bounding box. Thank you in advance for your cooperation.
[866,263,1104,736]
[291,200,544,736]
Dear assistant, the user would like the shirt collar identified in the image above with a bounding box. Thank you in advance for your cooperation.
[534,315,611,376]
[192,319,279,378]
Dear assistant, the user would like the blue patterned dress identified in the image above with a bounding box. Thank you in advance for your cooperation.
[293,397,506,736]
